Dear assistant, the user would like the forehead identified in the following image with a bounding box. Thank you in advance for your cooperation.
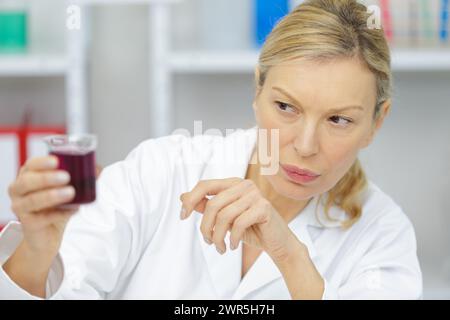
[264,57,377,109]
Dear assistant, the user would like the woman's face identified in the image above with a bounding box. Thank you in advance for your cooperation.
[253,57,390,200]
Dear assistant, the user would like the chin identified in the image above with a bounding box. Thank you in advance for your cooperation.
[267,173,317,201]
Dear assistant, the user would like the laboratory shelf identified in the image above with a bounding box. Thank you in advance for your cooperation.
[62,0,450,138]
[75,0,179,5]
[0,54,68,77]
[168,50,260,74]
[168,49,450,73]
[392,48,450,71]
[4,49,447,77]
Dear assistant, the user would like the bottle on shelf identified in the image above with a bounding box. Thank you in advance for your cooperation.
[254,0,289,47]
[0,0,28,54]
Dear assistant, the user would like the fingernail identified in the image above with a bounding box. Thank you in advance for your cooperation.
[203,236,212,245]
[180,207,187,219]
[53,172,70,184]
[216,246,225,255]
[59,186,75,198]
[48,157,58,168]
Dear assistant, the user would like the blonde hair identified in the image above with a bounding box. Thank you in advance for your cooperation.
[257,0,392,228]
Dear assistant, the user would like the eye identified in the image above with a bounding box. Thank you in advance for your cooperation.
[329,115,353,127]
[275,101,298,114]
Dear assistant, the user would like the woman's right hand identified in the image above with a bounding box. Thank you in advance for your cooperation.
[7,156,79,256]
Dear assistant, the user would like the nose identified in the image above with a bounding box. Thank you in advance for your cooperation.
[293,121,320,157]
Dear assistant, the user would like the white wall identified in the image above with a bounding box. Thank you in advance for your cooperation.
[88,5,151,165]
[360,72,450,296]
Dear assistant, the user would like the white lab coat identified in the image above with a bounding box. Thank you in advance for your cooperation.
[0,126,422,300]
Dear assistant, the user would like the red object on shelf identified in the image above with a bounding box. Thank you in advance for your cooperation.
[380,0,393,42]
[0,126,66,167]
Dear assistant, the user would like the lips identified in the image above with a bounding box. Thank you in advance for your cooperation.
[280,163,321,184]
[280,164,320,177]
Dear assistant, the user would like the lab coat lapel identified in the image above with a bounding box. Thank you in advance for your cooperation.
[307,195,350,228]
[194,127,257,298]
[232,197,319,299]
[195,217,243,298]
[191,127,333,299]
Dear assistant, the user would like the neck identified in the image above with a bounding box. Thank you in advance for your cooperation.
[245,149,311,223]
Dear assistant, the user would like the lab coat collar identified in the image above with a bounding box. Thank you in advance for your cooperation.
[194,126,343,298]
[232,198,319,299]
[307,195,349,229]
[195,197,320,299]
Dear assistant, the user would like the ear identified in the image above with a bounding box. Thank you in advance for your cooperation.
[374,99,391,131]
[253,66,263,111]
[361,99,391,148]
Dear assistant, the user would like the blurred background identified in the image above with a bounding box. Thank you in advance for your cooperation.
[0,0,449,299]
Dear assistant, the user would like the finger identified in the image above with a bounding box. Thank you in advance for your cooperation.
[180,177,242,219]
[12,170,71,197]
[20,207,79,230]
[42,207,79,225]
[230,204,269,250]
[95,164,102,179]
[210,191,256,254]
[21,156,59,174]
[200,180,252,242]
[16,186,76,214]
[194,197,208,214]
[179,197,208,220]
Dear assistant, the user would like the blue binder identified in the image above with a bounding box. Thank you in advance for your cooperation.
[440,0,449,42]
[255,0,289,47]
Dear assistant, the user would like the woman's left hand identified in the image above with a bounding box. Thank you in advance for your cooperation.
[179,177,303,261]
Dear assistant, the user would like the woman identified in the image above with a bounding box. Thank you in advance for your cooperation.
[0,0,422,299]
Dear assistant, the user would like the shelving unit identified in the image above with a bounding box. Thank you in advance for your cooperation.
[70,0,181,138]
[5,0,447,138]
[0,4,448,173]
[0,2,88,135]
[391,48,450,71]
[75,0,450,138]
[168,50,260,74]
[76,0,178,4]
[0,54,68,76]
[168,48,450,74]
[0,0,98,228]
[0,49,85,133]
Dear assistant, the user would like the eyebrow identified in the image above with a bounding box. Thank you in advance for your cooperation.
[272,86,364,112]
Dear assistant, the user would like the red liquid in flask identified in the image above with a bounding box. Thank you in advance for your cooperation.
[51,150,96,205]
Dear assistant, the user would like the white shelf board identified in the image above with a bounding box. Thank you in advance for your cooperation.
[392,48,450,71]
[168,49,450,73]
[168,50,260,74]
[0,54,68,77]
[75,0,179,5]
